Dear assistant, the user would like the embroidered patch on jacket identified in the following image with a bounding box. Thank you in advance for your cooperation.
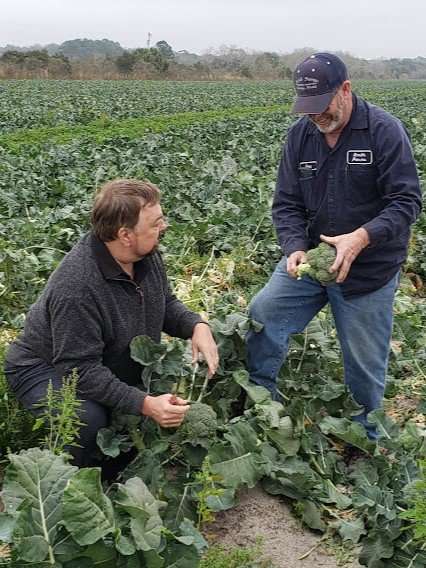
[299,161,318,172]
[346,150,373,165]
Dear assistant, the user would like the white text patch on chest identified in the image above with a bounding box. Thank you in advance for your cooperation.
[347,150,373,165]
[299,161,318,172]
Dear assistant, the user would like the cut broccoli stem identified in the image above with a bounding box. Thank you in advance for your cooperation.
[171,372,185,397]
[142,366,153,394]
[197,369,210,403]
[187,362,199,402]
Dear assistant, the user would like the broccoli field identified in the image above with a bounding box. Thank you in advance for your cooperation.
[0,79,425,567]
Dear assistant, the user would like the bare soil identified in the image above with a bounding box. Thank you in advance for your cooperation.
[206,486,362,568]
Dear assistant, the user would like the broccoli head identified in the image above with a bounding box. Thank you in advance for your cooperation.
[296,243,337,284]
[178,402,218,448]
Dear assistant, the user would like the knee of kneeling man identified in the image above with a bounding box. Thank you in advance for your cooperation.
[78,400,109,433]
[248,293,272,323]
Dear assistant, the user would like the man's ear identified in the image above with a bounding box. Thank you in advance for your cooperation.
[342,80,352,97]
[117,227,133,247]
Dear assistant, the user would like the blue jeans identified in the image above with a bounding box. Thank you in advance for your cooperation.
[246,259,399,438]
[4,360,109,467]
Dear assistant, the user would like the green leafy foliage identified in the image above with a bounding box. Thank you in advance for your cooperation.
[63,468,116,546]
[0,448,204,566]
[0,80,425,567]
[200,541,273,568]
[1,448,77,564]
[192,458,226,527]
[34,369,84,456]
[0,332,37,456]
[400,460,426,542]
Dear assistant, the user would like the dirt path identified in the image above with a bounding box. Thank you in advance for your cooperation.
[207,486,362,568]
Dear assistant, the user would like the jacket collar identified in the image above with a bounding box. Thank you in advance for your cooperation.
[89,232,150,283]
[349,94,369,130]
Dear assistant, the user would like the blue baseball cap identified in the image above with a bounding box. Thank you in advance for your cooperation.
[292,52,349,114]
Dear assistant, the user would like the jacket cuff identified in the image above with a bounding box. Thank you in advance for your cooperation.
[283,238,309,257]
[361,221,386,247]
[178,313,204,340]
[122,387,147,415]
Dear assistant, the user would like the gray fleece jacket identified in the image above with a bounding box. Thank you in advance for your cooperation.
[6,232,203,414]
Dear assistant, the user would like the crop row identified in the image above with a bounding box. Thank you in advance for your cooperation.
[0,80,294,133]
[1,79,426,135]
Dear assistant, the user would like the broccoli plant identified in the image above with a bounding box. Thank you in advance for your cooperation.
[400,460,426,542]
[296,242,337,284]
[174,363,218,449]
[179,403,218,449]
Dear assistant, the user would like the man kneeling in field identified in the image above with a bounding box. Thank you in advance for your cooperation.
[4,179,218,469]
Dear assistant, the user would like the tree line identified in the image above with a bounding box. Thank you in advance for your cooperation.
[0,38,425,80]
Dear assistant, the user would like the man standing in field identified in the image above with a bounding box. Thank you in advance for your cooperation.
[4,179,218,468]
[246,53,422,440]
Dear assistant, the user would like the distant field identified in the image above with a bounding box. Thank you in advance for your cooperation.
[0,79,294,133]
[1,79,426,133]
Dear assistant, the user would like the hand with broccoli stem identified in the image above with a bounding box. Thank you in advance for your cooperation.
[295,242,337,284]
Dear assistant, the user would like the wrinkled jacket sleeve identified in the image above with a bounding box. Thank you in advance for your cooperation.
[362,117,422,245]
[50,292,146,415]
[272,130,310,256]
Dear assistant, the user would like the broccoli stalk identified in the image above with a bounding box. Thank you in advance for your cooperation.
[187,362,199,402]
[296,242,337,284]
[196,370,210,403]
[185,361,210,404]
[176,362,218,448]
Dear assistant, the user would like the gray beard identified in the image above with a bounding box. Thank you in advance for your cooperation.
[313,116,342,134]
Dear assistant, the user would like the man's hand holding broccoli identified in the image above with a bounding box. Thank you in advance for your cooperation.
[142,332,220,435]
[296,243,337,283]
[321,228,370,283]
[286,250,308,278]
[289,228,370,284]
[142,394,189,428]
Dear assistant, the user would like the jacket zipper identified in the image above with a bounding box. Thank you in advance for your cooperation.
[112,278,144,303]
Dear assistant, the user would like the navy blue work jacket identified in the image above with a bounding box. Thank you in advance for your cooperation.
[272,94,422,297]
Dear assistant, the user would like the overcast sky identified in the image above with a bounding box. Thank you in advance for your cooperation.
[1,0,424,59]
